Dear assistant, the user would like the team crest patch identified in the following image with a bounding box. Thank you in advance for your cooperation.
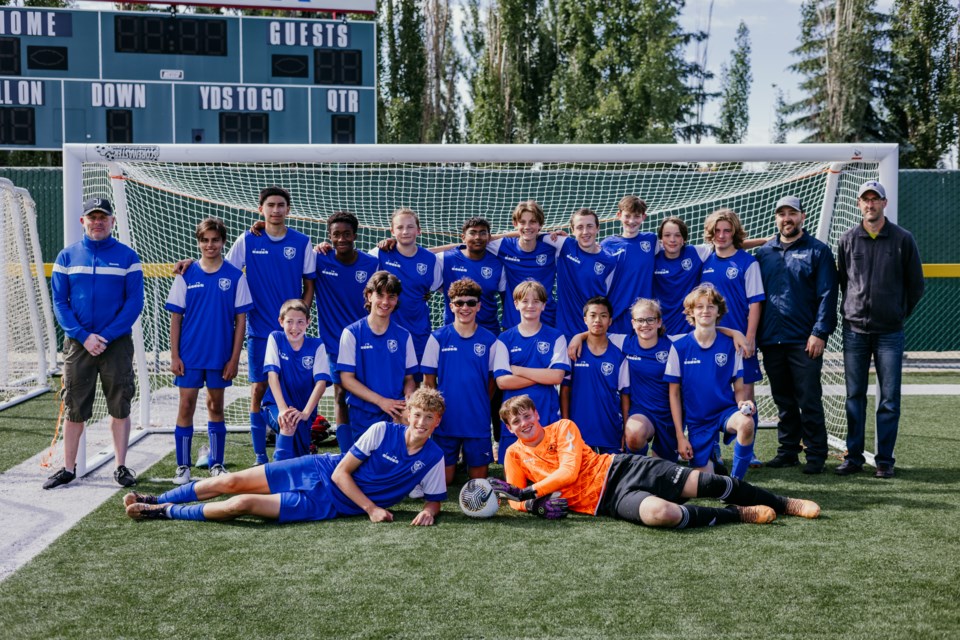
[725,266,739,279]
[301,356,314,369]
[474,343,486,357]
[218,278,231,291]
[387,339,398,353]
[355,270,368,283]
[416,263,428,275]
[536,253,548,266]
[593,262,606,275]
[283,247,297,260]
[537,341,550,355]
[715,353,728,366]
[681,258,693,271]
[656,350,669,363]
[480,266,493,279]
[411,461,425,473]
[600,362,614,376]
[640,241,652,253]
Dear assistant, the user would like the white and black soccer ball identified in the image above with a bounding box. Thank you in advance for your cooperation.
[458,478,501,519]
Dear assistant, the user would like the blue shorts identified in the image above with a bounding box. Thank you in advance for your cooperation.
[262,404,314,459]
[265,455,340,523]
[649,416,678,461]
[247,336,268,383]
[174,368,231,390]
[687,406,740,468]
[497,425,517,465]
[743,354,763,385]
[433,434,493,468]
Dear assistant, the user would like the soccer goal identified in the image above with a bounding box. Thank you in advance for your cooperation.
[0,178,58,411]
[61,142,899,469]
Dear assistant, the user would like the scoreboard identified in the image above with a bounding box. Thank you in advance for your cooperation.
[0,7,376,149]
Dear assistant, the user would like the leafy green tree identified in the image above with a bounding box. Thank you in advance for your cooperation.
[380,0,427,142]
[422,0,462,142]
[716,21,752,144]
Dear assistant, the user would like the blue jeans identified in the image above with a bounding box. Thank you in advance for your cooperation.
[842,328,904,467]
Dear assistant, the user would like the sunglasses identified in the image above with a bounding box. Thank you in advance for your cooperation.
[452,299,479,308]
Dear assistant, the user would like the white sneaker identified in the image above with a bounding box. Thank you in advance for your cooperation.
[209,463,229,477]
[407,485,424,499]
[173,465,191,485]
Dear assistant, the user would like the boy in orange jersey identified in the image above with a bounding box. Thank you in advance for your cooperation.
[491,395,821,528]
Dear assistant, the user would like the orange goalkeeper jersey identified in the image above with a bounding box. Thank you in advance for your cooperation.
[503,419,614,515]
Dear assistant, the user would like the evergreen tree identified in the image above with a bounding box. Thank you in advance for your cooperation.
[770,85,788,144]
[716,21,752,144]
[380,0,427,142]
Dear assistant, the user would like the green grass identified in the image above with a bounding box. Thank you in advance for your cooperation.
[1,384,959,638]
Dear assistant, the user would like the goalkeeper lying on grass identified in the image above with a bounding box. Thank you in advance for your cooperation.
[491,394,820,528]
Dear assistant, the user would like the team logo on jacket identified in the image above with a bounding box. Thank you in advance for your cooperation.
[284,247,297,260]
[715,353,728,366]
[387,339,398,353]
[474,343,486,357]
[218,278,231,291]
[301,356,314,369]
[481,266,493,279]
[656,350,669,363]
[416,263,428,275]
[600,362,614,376]
[536,254,548,266]
[411,461,425,474]
[355,270,369,283]
[725,266,739,279]
[537,341,550,355]
[681,258,693,271]
[640,241,652,253]
[594,262,606,275]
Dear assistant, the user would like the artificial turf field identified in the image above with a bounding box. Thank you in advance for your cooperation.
[1,374,958,639]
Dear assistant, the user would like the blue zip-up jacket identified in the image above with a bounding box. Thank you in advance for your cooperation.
[756,231,838,347]
[52,235,144,344]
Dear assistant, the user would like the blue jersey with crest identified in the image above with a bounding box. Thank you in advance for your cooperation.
[438,248,506,334]
[338,317,418,418]
[493,324,570,424]
[545,236,618,339]
[562,340,630,450]
[699,248,765,334]
[653,245,708,336]
[663,332,743,430]
[368,246,442,358]
[611,333,673,423]
[602,233,657,334]
[314,250,379,360]
[485,237,558,329]
[262,331,331,410]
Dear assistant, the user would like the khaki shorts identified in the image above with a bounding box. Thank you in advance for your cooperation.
[61,334,136,422]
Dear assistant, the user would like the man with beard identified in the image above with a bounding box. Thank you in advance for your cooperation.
[755,196,838,475]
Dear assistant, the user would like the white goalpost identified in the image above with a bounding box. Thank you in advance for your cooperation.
[61,142,899,474]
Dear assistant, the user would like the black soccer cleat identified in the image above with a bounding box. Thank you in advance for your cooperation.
[123,491,159,508]
[43,467,76,490]
[114,465,137,487]
[126,503,171,520]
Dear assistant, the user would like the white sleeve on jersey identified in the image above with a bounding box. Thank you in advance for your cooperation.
[368,246,381,260]
[745,261,765,298]
[550,335,571,368]
[664,345,681,379]
[693,243,713,261]
[353,420,387,458]
[618,359,630,391]
[313,343,331,381]
[264,333,280,371]
[405,334,418,370]
[338,327,358,367]
[421,334,440,370]
[431,255,443,292]
[301,237,317,276]
[486,238,503,256]
[235,273,252,309]
[603,266,616,293]
[541,233,566,257]
[166,274,187,310]
[492,339,509,373]
[226,234,245,269]
[416,457,447,499]
[497,267,507,292]
[608,333,627,349]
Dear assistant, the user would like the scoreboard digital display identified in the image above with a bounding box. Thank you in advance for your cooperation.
[0,7,376,149]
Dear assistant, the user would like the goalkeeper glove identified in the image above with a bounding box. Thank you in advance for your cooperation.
[488,478,537,502]
[525,493,569,520]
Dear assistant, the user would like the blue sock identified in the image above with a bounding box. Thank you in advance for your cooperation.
[174,425,193,467]
[732,440,756,480]
[274,432,295,461]
[250,412,267,457]
[336,424,354,454]
[169,504,207,521]
[208,421,227,466]
[157,481,198,505]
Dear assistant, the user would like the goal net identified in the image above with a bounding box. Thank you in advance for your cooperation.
[62,143,899,465]
[0,178,58,410]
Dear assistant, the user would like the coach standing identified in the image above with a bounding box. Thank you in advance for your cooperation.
[835,181,924,479]
[757,196,838,475]
[45,197,144,489]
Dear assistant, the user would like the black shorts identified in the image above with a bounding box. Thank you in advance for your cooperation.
[62,334,135,422]
[597,454,692,522]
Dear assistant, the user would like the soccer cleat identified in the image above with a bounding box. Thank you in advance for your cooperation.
[749,454,764,469]
[835,460,863,476]
[126,502,172,520]
[195,445,210,469]
[42,467,76,490]
[114,465,137,487]
[254,454,269,466]
[209,463,229,477]
[765,454,800,469]
[123,491,159,508]
[173,465,191,485]
[732,505,776,524]
[784,498,821,519]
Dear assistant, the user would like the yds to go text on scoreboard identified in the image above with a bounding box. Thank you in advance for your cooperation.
[0,6,376,149]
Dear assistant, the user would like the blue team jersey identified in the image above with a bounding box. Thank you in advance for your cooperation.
[544,236,618,339]
[653,245,708,336]
[438,247,505,334]
[602,233,657,334]
[486,237,558,328]
[226,229,315,338]
[368,246,442,358]
[314,251,379,359]
[611,332,673,423]
[699,248,765,333]
[420,324,497,439]
[165,261,253,370]
[493,324,570,425]
[663,332,743,430]
[262,331,332,410]
[338,317,419,418]
[562,340,629,450]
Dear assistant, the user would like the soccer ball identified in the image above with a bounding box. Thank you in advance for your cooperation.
[458,478,501,519]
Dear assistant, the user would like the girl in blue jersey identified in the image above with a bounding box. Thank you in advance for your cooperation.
[262,299,332,461]
[653,217,709,336]
[166,218,253,484]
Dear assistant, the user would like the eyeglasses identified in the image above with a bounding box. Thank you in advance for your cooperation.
[452,299,479,307]
[631,316,658,325]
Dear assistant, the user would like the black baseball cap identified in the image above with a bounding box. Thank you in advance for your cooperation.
[82,197,114,216]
